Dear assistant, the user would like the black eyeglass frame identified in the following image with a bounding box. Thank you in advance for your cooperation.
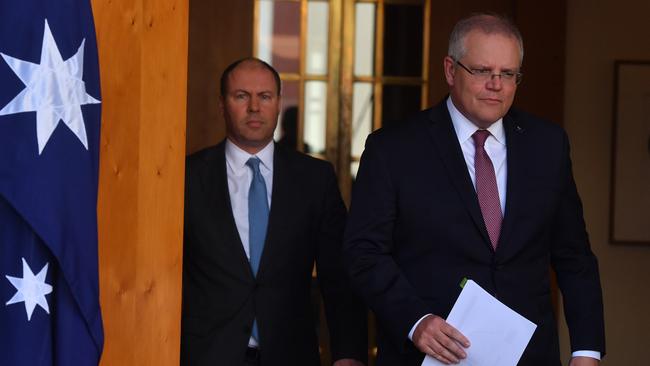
[454,59,523,85]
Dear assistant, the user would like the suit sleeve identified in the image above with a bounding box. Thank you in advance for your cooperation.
[550,131,606,355]
[343,134,432,350]
[316,163,369,363]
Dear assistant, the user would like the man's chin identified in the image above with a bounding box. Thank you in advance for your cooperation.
[474,109,507,127]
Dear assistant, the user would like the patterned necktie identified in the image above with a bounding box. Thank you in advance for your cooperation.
[246,157,269,342]
[472,130,502,250]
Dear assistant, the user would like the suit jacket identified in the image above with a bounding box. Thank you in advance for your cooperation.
[344,101,605,365]
[181,141,367,366]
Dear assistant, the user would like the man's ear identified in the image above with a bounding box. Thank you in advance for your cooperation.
[443,56,456,87]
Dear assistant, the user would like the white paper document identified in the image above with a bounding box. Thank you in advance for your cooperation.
[421,280,537,366]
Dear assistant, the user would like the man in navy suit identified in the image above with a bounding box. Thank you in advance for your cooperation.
[181,58,367,366]
[344,13,605,366]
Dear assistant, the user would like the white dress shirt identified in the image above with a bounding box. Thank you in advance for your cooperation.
[447,97,507,214]
[225,139,274,347]
[407,98,599,361]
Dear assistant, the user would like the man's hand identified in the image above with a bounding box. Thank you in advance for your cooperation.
[569,356,599,366]
[412,315,470,365]
[333,358,365,366]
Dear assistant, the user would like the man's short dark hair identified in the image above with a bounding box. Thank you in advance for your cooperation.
[220,57,282,97]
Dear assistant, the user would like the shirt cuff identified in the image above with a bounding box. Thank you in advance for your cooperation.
[572,350,601,360]
[408,316,600,362]
[408,314,433,341]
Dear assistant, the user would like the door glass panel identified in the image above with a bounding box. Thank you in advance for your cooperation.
[381,85,421,127]
[306,2,329,75]
[351,160,360,180]
[383,3,423,77]
[352,82,373,158]
[257,0,301,73]
[303,81,327,154]
[354,3,376,76]
[257,0,274,64]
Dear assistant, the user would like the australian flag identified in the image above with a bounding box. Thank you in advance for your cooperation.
[0,1,103,365]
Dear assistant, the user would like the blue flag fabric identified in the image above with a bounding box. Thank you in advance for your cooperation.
[0,1,103,365]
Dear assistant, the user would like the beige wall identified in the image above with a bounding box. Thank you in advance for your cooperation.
[560,1,650,363]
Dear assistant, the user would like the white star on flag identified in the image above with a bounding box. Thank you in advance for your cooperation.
[0,19,100,154]
[5,258,53,321]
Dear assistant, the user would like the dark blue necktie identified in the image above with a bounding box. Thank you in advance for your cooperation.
[246,157,268,341]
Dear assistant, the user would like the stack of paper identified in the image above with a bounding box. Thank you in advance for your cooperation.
[421,280,537,366]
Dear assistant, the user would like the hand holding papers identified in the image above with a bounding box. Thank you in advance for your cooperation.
[422,280,537,366]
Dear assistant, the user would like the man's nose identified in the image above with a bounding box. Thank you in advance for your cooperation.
[248,97,260,112]
[486,74,503,90]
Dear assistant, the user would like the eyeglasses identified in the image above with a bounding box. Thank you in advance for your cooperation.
[455,60,523,85]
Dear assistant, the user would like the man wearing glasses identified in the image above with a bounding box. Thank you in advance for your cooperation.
[344,13,605,366]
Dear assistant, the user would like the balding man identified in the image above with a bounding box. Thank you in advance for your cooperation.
[182,58,368,366]
[344,13,605,366]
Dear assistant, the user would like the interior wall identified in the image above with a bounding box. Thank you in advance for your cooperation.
[186,0,254,155]
[559,1,650,364]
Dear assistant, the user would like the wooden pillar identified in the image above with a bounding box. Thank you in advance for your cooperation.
[92,0,188,364]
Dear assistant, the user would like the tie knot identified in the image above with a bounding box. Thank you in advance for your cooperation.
[472,129,490,148]
[246,157,262,174]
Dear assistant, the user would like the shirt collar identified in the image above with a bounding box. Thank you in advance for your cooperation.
[446,96,506,146]
[225,139,275,173]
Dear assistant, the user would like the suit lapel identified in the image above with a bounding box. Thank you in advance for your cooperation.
[200,142,254,278]
[497,114,525,257]
[426,105,492,249]
[256,144,292,279]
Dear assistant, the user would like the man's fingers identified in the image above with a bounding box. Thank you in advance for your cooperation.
[435,334,467,360]
[413,315,470,363]
[441,323,471,348]
[431,353,453,365]
[433,321,468,359]
[429,339,460,364]
[424,343,453,365]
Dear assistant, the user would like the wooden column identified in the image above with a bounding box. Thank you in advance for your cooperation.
[92,0,188,364]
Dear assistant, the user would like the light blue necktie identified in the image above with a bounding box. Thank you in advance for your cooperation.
[246,157,269,341]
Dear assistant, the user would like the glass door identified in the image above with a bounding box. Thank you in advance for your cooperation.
[255,0,430,201]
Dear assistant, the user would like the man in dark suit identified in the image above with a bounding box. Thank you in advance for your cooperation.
[181,58,367,366]
[344,14,605,366]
